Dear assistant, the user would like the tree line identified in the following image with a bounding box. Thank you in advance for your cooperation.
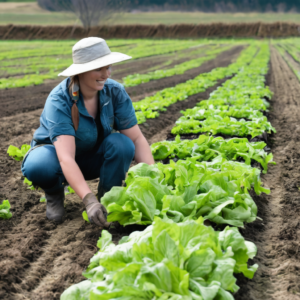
[129,0,300,12]
[37,0,300,30]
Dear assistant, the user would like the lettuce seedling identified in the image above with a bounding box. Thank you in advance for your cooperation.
[0,200,12,219]
[7,144,30,161]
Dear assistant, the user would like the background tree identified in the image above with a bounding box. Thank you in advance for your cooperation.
[38,0,129,29]
[38,0,300,18]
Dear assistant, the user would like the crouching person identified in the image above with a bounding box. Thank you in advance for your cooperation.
[21,37,154,226]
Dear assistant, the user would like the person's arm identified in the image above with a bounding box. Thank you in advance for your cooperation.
[53,135,91,199]
[120,125,155,165]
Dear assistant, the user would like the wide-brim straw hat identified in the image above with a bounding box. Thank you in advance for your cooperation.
[58,37,132,77]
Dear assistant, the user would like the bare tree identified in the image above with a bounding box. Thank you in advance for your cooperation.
[38,0,128,29]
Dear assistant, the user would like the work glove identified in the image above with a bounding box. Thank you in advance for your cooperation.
[83,193,110,228]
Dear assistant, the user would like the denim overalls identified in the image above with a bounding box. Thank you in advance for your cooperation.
[21,78,137,194]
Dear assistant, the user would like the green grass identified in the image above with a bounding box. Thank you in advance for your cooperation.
[112,12,300,25]
[0,13,76,25]
[0,5,300,26]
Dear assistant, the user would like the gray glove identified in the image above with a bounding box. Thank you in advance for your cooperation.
[83,193,110,228]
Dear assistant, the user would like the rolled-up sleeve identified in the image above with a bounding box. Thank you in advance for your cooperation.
[44,92,75,142]
[113,86,138,131]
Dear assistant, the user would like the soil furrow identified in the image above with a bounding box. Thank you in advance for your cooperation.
[0,45,246,300]
[235,46,300,300]
[125,45,243,98]
[0,45,242,118]
[140,77,230,141]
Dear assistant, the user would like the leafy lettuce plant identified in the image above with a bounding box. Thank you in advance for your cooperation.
[171,115,276,139]
[65,186,75,195]
[171,44,275,139]
[151,135,275,174]
[23,177,35,190]
[102,160,269,228]
[61,217,258,300]
[178,105,264,121]
[0,200,12,219]
[133,44,259,124]
[122,45,232,87]
[7,144,30,161]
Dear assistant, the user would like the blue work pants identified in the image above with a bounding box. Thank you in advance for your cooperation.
[21,133,135,195]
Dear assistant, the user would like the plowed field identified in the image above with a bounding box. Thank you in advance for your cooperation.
[1,42,300,300]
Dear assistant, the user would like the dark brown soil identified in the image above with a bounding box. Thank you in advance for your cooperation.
[140,77,230,141]
[233,46,300,300]
[0,45,240,118]
[1,23,300,40]
[1,44,298,300]
[0,48,243,300]
[0,47,242,117]
[126,45,243,100]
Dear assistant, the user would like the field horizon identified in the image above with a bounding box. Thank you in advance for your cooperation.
[1,2,300,26]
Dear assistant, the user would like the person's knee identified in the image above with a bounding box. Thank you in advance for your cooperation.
[22,146,61,188]
[104,133,135,161]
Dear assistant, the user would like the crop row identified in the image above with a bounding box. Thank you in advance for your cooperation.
[0,39,204,89]
[61,42,274,299]
[171,44,276,139]
[274,43,300,82]
[0,42,217,79]
[134,44,258,124]
[122,45,232,87]
[0,39,198,61]
[151,135,274,174]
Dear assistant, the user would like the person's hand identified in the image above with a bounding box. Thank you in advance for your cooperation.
[83,193,110,227]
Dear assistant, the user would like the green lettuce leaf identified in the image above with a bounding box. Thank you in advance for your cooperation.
[62,217,257,299]
[0,200,12,219]
[7,144,30,161]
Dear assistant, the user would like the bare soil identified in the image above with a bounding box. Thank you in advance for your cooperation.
[1,45,298,300]
[234,46,300,299]
[1,23,300,40]
[0,45,240,118]
[0,47,242,300]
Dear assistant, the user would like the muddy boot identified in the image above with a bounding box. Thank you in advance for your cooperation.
[45,188,65,222]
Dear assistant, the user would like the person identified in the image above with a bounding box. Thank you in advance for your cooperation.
[21,37,154,227]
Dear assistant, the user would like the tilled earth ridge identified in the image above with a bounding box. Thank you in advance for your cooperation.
[125,45,243,100]
[235,46,300,299]
[0,45,242,118]
[0,49,242,300]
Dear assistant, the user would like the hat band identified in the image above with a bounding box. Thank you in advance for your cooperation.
[72,41,111,64]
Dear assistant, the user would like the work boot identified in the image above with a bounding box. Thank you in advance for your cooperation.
[45,188,65,222]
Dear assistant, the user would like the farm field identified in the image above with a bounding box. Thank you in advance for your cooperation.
[1,38,300,299]
[1,2,300,26]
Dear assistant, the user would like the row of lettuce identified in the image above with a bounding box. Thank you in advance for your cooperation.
[274,42,300,82]
[60,42,275,299]
[0,39,213,89]
[3,42,274,299]
[133,44,256,124]
[122,44,232,87]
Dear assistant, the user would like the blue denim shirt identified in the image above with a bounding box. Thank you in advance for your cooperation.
[32,78,137,156]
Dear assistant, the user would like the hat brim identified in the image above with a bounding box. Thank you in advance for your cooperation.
[58,52,132,77]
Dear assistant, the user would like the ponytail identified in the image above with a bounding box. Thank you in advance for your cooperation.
[68,75,80,131]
